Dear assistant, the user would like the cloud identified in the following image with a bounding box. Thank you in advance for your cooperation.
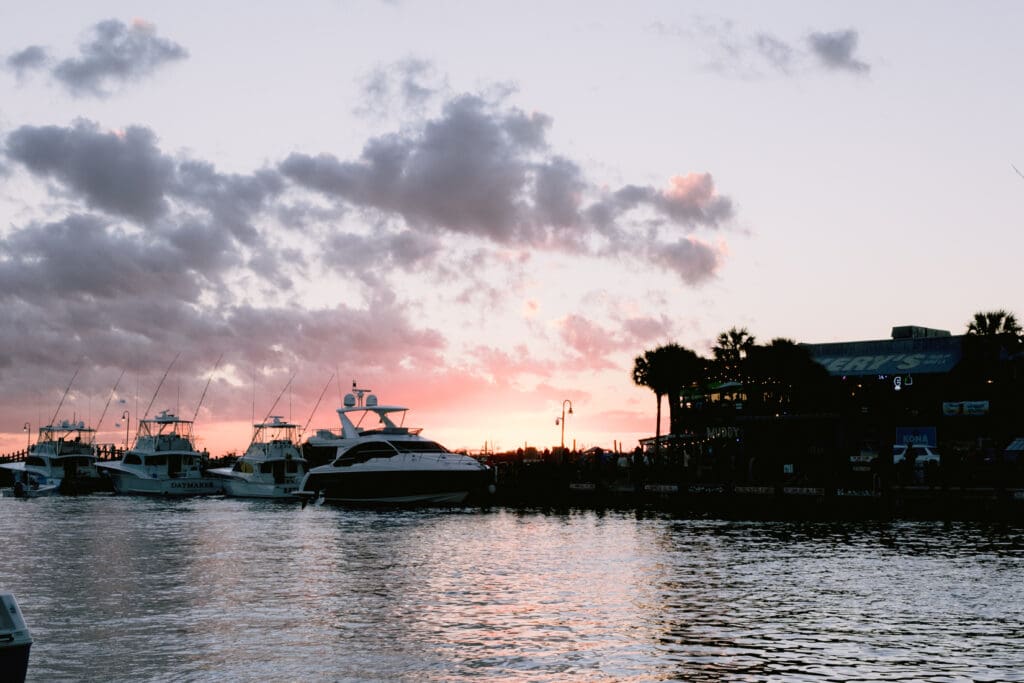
[282,91,735,284]
[807,29,870,74]
[5,46,49,78]
[357,57,447,118]
[52,19,187,97]
[653,18,870,78]
[5,120,175,223]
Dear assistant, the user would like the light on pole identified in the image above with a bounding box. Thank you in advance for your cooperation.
[555,399,573,451]
[23,422,30,452]
[121,410,130,450]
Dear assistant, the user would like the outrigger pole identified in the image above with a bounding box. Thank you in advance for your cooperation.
[301,372,335,440]
[93,369,127,443]
[141,353,180,422]
[47,365,81,429]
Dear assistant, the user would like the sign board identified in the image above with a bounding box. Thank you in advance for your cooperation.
[895,427,937,446]
[942,401,989,416]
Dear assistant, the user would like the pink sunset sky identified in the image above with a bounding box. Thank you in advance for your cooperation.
[1,2,1022,456]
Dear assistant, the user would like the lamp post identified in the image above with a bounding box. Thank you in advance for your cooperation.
[121,410,130,451]
[555,399,573,451]
[23,422,30,453]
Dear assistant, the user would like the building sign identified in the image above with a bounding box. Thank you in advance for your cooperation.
[814,353,957,376]
[942,401,989,416]
[895,426,937,446]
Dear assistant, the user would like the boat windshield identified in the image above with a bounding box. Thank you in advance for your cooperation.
[387,440,449,453]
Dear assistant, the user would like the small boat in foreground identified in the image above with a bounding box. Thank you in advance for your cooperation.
[297,385,493,505]
[208,416,307,498]
[1,420,106,497]
[97,410,222,496]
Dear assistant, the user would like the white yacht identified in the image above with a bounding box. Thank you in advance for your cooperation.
[97,410,223,496]
[1,420,105,497]
[208,416,307,498]
[297,385,493,505]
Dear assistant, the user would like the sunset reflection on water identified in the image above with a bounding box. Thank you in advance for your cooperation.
[2,498,1022,681]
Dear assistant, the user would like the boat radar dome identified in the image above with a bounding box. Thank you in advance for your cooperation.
[366,394,378,407]
[343,393,356,408]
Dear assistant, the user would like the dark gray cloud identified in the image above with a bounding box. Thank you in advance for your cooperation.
[6,45,49,77]
[3,120,292,288]
[5,120,174,223]
[808,29,870,74]
[52,19,187,97]
[282,92,735,284]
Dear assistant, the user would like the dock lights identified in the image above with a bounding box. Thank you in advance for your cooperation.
[556,399,573,450]
[22,422,29,451]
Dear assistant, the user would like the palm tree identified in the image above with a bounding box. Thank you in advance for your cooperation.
[712,327,756,382]
[633,347,672,457]
[966,310,1022,337]
[633,343,706,456]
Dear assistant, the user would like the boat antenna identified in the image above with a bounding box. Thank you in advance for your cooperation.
[93,368,127,444]
[47,365,81,428]
[192,353,224,422]
[141,353,180,422]
[301,372,335,439]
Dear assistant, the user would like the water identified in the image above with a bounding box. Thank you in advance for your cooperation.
[1,497,1022,682]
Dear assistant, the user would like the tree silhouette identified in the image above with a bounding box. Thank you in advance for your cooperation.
[712,327,756,382]
[966,310,1022,337]
[633,344,706,454]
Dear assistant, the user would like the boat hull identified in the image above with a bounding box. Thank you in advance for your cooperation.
[301,468,492,505]
[102,468,223,496]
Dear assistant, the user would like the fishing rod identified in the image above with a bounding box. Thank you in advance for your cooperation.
[246,371,298,449]
[192,353,224,423]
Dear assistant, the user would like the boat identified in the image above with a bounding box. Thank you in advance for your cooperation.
[97,410,223,496]
[0,420,106,497]
[297,385,493,505]
[208,416,308,498]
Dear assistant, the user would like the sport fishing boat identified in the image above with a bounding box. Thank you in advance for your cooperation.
[208,416,307,498]
[1,420,105,497]
[297,385,493,505]
[97,410,222,496]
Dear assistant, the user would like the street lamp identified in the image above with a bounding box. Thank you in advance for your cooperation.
[23,422,30,453]
[555,399,573,451]
[121,410,130,451]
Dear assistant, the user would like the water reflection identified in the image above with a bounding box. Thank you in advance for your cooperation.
[1,498,1021,681]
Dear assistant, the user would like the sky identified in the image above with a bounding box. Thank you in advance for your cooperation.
[1,1,1022,456]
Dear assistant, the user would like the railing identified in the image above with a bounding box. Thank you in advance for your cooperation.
[0,444,124,463]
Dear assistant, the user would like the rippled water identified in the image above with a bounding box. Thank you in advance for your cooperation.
[1,496,1022,682]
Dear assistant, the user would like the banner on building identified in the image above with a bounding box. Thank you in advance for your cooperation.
[942,401,989,416]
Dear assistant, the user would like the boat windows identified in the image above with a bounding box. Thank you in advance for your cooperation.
[333,441,397,466]
[388,440,448,453]
[125,454,142,465]
[233,461,254,474]
[25,456,47,467]
[285,460,302,473]
[145,455,167,467]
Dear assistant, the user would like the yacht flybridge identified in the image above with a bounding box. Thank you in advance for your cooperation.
[1,420,104,497]
[208,416,307,498]
[298,385,493,505]
[97,410,222,496]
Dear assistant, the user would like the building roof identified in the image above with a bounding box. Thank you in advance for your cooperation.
[802,334,963,377]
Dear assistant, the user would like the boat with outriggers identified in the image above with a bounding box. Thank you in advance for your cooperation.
[208,416,308,498]
[97,410,223,496]
[297,384,494,506]
[1,420,106,497]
